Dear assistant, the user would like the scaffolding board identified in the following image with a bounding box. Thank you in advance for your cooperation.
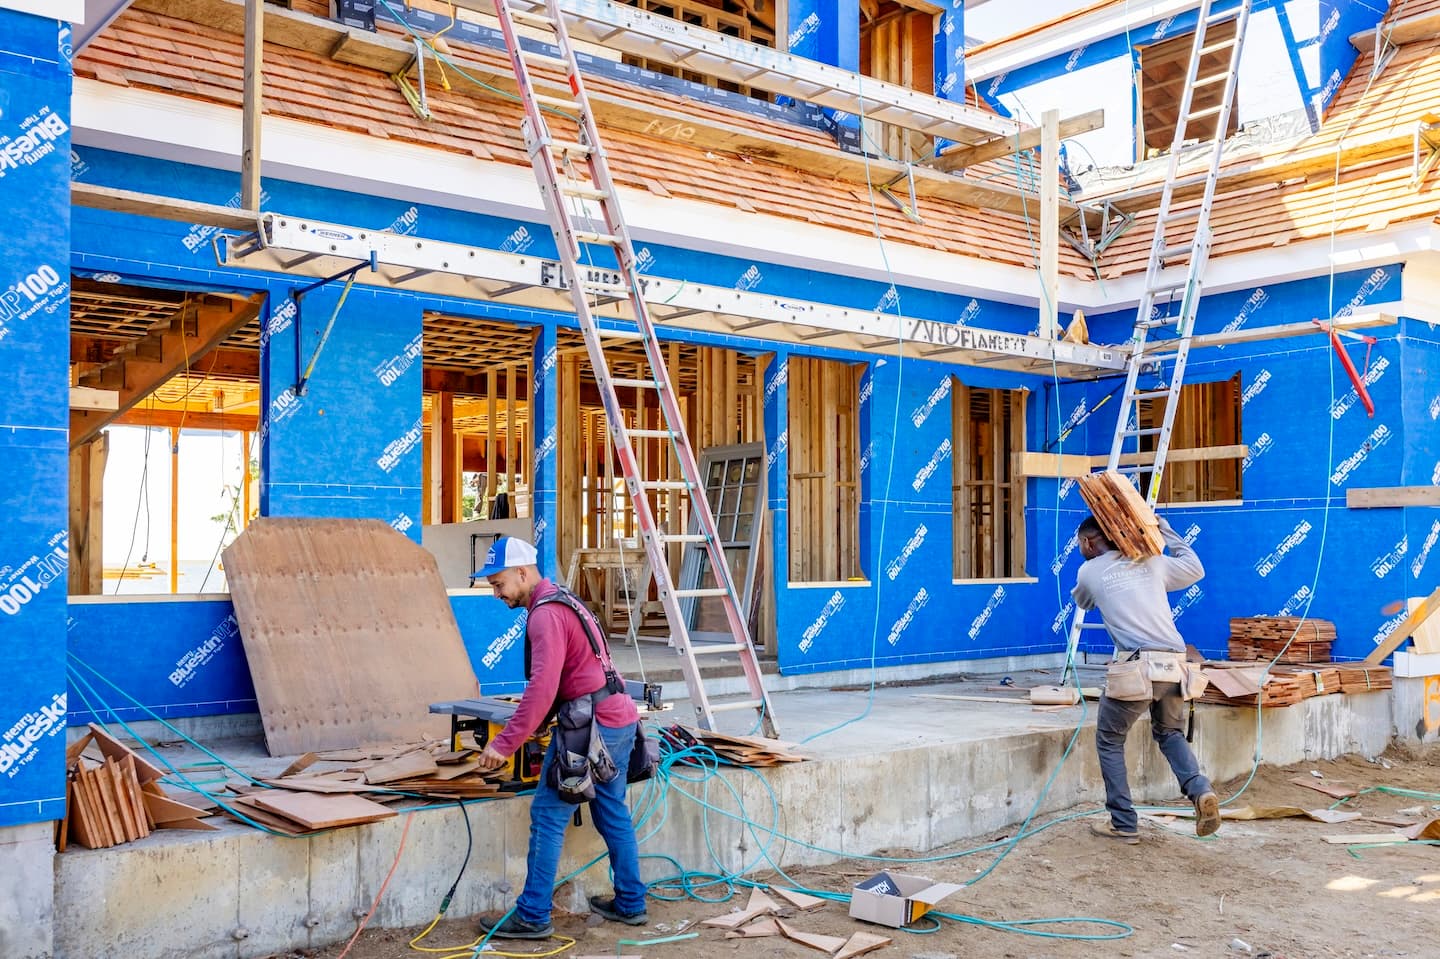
[216,214,1125,377]
[443,0,1020,145]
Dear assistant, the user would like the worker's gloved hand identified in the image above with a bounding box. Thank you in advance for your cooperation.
[476,744,508,772]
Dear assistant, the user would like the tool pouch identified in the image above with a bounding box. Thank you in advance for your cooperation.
[626,727,660,784]
[1104,658,1153,701]
[1179,661,1209,701]
[550,694,619,805]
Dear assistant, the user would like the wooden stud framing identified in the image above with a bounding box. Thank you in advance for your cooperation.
[68,434,109,595]
[1039,109,1059,340]
[787,356,861,582]
[953,381,1026,579]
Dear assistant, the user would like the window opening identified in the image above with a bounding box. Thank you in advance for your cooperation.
[788,356,863,582]
[952,381,1026,579]
[1137,372,1242,503]
[1136,17,1241,160]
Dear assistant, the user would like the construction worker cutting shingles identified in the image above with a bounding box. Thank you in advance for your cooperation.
[473,536,649,938]
[1072,514,1221,844]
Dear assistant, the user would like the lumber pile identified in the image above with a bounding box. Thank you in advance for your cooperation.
[62,725,215,850]
[1198,663,1391,708]
[220,789,397,836]
[1229,616,1335,663]
[1334,664,1393,694]
[1077,471,1164,559]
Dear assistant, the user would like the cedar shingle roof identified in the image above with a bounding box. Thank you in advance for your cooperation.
[76,7,1098,281]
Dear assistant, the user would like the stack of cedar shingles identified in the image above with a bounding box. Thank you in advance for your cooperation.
[1335,664,1393,694]
[1077,472,1165,559]
[63,725,215,851]
[687,728,806,767]
[1229,616,1336,662]
[1197,663,1392,708]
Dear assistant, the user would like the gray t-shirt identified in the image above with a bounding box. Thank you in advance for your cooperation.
[1071,517,1205,653]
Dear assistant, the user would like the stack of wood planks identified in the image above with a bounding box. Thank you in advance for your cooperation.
[1077,471,1164,559]
[62,725,215,850]
[1229,616,1335,663]
[687,727,806,767]
[1334,663,1393,694]
[221,790,397,837]
[1198,663,1391,708]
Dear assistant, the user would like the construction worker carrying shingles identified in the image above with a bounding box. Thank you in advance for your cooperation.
[1072,514,1222,844]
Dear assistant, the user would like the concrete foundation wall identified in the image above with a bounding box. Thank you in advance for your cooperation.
[52,692,1391,959]
[1,822,56,959]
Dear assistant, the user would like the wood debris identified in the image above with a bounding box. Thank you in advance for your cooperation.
[680,727,807,767]
[1229,617,1335,663]
[64,726,214,850]
[770,886,828,911]
[775,919,849,954]
[836,930,893,959]
[1197,663,1390,708]
[1289,778,1360,800]
[1077,471,1164,559]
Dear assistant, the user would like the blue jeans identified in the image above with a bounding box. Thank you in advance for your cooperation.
[515,721,647,925]
[1096,682,1212,833]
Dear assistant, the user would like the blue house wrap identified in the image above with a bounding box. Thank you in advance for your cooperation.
[0,0,1434,832]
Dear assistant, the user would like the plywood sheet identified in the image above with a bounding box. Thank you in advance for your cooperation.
[223,519,480,755]
[250,790,397,829]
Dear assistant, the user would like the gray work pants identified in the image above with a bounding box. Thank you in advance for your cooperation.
[1096,681,1213,832]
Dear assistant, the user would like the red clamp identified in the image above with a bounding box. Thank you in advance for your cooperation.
[1313,319,1378,418]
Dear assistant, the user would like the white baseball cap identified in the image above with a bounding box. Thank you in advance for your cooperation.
[475,536,538,577]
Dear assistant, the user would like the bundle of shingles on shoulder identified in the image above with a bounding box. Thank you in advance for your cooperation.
[218,739,504,836]
[62,724,216,850]
[1077,471,1165,559]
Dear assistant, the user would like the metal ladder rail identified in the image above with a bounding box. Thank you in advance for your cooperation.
[490,0,780,737]
[1106,0,1253,507]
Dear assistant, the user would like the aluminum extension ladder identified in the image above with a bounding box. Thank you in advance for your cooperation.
[1069,0,1252,666]
[490,0,779,737]
[1106,0,1253,498]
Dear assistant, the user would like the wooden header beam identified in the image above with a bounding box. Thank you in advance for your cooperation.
[930,108,1104,174]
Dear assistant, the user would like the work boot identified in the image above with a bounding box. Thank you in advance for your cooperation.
[589,895,649,926]
[1193,791,1221,837]
[478,913,554,939]
[1089,820,1140,844]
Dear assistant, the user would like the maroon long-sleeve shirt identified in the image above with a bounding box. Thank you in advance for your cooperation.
[491,578,639,758]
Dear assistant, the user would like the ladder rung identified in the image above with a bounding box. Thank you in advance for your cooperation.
[1078,622,1111,630]
[690,643,746,655]
[535,92,581,111]
[611,377,660,389]
[520,49,570,70]
[1159,242,1194,261]
[509,8,557,28]
[1123,427,1164,437]
[599,329,645,342]
[548,139,593,157]
[709,698,765,713]
[1198,39,1235,57]
[659,533,709,544]
[1186,104,1225,123]
[574,230,623,246]
[1130,389,1172,401]
[1162,207,1201,224]
[560,182,608,200]
[1193,72,1230,89]
[674,587,730,598]
[1114,464,1156,475]
[628,429,674,439]
[641,480,691,491]
[1138,315,1181,329]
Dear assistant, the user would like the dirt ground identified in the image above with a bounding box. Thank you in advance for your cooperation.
[275,746,1440,959]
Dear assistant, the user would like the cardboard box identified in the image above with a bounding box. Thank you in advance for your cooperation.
[848,871,964,928]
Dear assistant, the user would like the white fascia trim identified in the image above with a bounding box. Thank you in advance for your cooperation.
[1,0,84,21]
[71,79,1094,312]
[1072,222,1438,314]
[966,0,1203,83]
